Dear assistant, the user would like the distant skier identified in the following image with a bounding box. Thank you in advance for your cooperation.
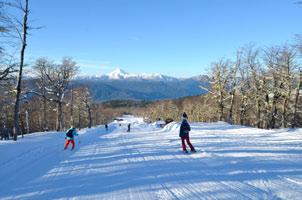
[64,126,78,150]
[179,112,196,153]
[127,123,131,132]
[105,124,108,132]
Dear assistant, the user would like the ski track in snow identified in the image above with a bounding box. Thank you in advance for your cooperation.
[1,117,302,200]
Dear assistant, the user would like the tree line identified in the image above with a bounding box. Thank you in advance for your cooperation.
[139,42,302,129]
[0,55,110,140]
[0,1,114,140]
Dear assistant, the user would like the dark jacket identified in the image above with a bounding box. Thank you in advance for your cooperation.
[66,127,78,140]
[179,119,191,137]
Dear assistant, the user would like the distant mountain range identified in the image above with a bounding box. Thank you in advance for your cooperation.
[73,68,210,102]
[77,68,181,82]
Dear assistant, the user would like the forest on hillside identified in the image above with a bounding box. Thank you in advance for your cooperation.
[0,1,302,141]
[138,44,302,129]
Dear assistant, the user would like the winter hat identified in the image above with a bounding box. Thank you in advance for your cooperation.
[182,112,188,119]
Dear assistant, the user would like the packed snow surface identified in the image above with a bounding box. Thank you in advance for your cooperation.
[1,116,302,200]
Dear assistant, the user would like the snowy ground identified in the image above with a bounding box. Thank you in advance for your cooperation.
[1,115,302,200]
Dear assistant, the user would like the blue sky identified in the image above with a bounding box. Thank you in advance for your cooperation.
[26,0,302,77]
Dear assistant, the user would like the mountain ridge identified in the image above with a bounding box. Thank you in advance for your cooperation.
[73,69,210,102]
[77,68,199,82]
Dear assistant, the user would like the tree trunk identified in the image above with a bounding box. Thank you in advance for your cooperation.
[70,88,74,126]
[292,70,301,128]
[264,94,270,129]
[240,108,245,125]
[56,102,59,131]
[239,95,247,126]
[256,97,261,128]
[25,110,29,135]
[87,105,92,128]
[281,95,289,128]
[94,109,98,126]
[271,96,277,129]
[43,96,47,131]
[56,101,63,131]
[228,90,235,124]
[84,94,92,128]
[270,77,279,129]
[59,101,63,131]
[78,108,81,129]
[13,0,29,141]
[20,113,24,136]
[218,91,224,121]
[38,113,42,130]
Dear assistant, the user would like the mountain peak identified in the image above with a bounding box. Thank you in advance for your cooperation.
[110,68,128,75]
[107,68,129,79]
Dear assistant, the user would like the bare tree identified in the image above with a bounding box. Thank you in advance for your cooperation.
[0,2,18,83]
[292,36,302,127]
[0,0,9,50]
[227,50,242,124]
[210,59,231,121]
[259,68,271,129]
[32,58,54,131]
[73,86,93,128]
[244,46,263,128]
[84,89,93,128]
[237,58,252,126]
[0,58,17,82]
[279,45,298,128]
[263,46,294,128]
[69,87,75,127]
[72,87,85,129]
[12,0,29,140]
[45,58,78,131]
[291,70,301,128]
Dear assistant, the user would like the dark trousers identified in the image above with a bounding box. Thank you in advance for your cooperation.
[181,136,195,151]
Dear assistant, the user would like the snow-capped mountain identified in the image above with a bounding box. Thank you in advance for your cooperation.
[106,68,130,80]
[73,68,210,101]
[104,68,179,81]
[79,68,179,82]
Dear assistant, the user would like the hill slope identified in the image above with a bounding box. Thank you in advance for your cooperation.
[1,116,302,199]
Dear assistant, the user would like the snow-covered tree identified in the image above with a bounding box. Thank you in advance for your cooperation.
[209,59,231,121]
[278,45,298,128]
[227,50,242,124]
[32,58,55,131]
[44,57,78,131]
[243,46,264,128]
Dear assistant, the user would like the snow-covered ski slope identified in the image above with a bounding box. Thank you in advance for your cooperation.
[1,115,302,200]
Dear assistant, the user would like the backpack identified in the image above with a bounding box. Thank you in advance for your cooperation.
[66,129,74,138]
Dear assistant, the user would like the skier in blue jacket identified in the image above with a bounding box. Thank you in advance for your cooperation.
[64,127,78,150]
[179,112,196,153]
